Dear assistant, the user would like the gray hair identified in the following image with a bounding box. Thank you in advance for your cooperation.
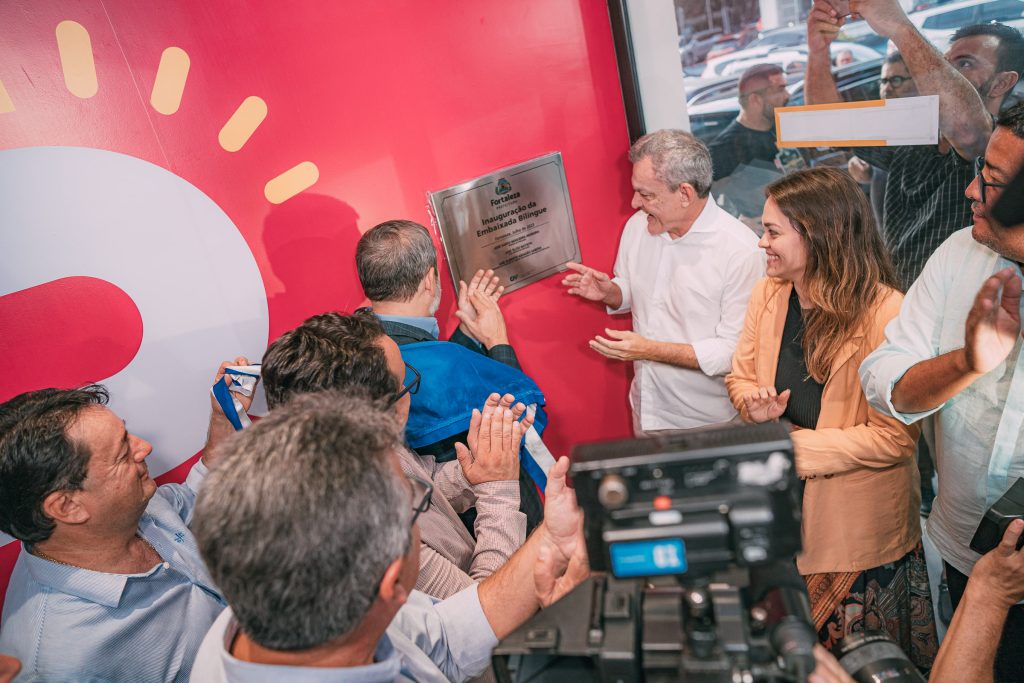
[628,129,713,198]
[356,220,437,302]
[193,391,411,650]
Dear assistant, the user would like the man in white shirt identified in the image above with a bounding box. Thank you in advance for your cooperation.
[859,102,1024,682]
[562,129,764,433]
[190,391,588,682]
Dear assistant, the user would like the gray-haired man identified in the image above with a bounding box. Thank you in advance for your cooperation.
[189,391,588,682]
[563,129,764,434]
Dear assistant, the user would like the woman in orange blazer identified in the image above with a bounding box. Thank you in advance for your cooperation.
[725,168,936,670]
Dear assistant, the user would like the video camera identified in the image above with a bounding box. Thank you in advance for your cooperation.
[495,422,925,683]
[495,422,812,683]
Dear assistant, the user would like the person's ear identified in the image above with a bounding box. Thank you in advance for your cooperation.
[42,489,90,527]
[417,266,436,296]
[376,557,410,608]
[677,182,698,207]
[989,71,1020,100]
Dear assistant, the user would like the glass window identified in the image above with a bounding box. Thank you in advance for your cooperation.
[672,0,1022,234]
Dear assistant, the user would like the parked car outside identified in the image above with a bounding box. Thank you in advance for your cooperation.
[909,0,1024,50]
[688,58,886,146]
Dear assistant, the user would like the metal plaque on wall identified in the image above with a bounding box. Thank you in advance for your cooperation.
[428,152,581,294]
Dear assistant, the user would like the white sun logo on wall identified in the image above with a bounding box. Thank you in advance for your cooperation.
[0,20,319,553]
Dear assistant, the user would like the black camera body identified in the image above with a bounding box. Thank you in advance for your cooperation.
[570,421,802,579]
[494,422,812,683]
[970,477,1024,554]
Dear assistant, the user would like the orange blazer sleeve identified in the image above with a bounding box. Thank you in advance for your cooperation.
[725,278,770,422]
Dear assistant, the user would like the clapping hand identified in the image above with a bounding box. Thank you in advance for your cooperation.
[455,269,510,348]
[534,456,590,607]
[964,268,1023,376]
[743,386,791,423]
[455,392,533,485]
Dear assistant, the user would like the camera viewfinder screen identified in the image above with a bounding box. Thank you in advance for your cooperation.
[608,538,688,578]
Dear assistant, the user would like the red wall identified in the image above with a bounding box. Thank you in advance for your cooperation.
[0,1,635,607]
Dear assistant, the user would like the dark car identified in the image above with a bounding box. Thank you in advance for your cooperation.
[681,29,724,67]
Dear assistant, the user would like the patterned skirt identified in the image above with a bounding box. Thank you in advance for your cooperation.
[804,544,938,673]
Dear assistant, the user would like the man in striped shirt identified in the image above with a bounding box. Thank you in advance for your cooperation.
[807,0,1023,290]
[260,310,529,599]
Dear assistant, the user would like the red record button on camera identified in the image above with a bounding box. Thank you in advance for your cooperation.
[653,495,672,511]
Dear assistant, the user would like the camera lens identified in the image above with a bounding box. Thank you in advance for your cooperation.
[835,631,925,683]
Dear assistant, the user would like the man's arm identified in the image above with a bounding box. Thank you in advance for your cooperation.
[891,268,1022,413]
[846,0,992,158]
[930,519,1024,683]
[805,0,843,105]
[476,457,586,640]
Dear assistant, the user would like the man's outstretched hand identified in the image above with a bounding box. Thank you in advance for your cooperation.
[562,262,621,308]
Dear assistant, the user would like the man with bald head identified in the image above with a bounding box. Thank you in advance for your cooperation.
[709,63,790,182]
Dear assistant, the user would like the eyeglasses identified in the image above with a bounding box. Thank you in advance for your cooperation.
[975,156,1008,205]
[879,76,910,88]
[408,475,432,526]
[388,361,421,408]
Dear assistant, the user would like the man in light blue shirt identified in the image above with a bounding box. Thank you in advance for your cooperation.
[0,360,253,682]
[189,391,589,682]
[860,103,1024,681]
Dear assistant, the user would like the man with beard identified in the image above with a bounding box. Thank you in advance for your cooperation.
[807,0,1023,290]
[860,102,1024,682]
[709,63,791,182]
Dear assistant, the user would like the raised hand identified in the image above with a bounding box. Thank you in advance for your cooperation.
[589,328,652,362]
[455,284,510,348]
[964,268,1022,375]
[455,394,533,485]
[562,262,617,304]
[743,386,791,423]
[850,0,912,38]
[808,0,845,52]
[210,356,257,414]
[457,269,504,326]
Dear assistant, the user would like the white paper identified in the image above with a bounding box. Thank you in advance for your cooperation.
[776,95,939,147]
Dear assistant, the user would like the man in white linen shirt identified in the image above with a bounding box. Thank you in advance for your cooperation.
[562,129,764,433]
[859,103,1024,682]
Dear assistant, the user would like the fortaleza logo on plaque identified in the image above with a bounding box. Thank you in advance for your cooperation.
[428,152,581,294]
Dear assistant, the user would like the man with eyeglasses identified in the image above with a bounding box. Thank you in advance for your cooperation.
[807,0,1023,291]
[260,310,530,600]
[848,52,919,227]
[189,391,589,683]
[709,63,791,184]
[861,102,1024,682]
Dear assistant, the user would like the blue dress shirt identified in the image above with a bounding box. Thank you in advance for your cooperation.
[190,584,498,682]
[0,461,225,682]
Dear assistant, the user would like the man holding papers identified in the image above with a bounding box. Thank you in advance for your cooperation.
[806,0,1023,290]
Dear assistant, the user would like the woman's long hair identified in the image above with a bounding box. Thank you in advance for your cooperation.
[765,167,898,383]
